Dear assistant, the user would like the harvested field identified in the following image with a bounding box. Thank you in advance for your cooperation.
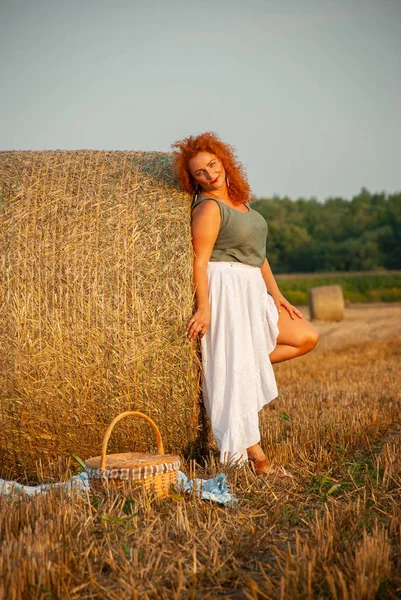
[1,305,400,599]
[301,302,401,347]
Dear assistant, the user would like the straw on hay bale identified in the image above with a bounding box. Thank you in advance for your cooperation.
[308,284,345,321]
[0,150,201,477]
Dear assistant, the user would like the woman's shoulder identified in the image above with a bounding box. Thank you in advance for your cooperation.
[191,195,222,212]
[191,197,223,229]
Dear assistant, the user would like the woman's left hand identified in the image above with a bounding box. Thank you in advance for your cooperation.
[271,292,304,320]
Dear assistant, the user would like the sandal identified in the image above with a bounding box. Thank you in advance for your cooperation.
[250,458,293,479]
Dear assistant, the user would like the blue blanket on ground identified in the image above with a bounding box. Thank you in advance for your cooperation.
[0,471,238,506]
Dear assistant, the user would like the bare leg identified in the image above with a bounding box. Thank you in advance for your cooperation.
[247,443,266,462]
[270,309,318,364]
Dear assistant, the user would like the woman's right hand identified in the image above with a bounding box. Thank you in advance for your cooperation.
[186,308,210,341]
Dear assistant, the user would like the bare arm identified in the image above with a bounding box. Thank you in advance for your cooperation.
[186,200,221,340]
[260,258,303,320]
[260,258,280,296]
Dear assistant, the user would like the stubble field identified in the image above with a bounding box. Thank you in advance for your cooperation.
[1,304,400,599]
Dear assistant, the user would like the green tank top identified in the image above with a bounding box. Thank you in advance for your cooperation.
[191,195,268,268]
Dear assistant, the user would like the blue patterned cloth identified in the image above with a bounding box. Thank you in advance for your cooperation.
[177,472,238,506]
[0,471,238,506]
[0,472,90,497]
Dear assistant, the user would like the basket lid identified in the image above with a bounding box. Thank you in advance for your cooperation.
[85,451,180,471]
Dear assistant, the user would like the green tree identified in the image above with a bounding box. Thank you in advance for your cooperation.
[252,189,401,273]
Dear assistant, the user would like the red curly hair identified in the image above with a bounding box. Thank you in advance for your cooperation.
[171,132,251,205]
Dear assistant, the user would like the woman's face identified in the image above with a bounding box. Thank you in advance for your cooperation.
[188,152,226,193]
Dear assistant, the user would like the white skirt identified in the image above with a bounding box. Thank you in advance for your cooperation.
[200,262,279,465]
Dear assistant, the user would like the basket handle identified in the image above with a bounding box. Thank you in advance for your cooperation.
[100,411,165,471]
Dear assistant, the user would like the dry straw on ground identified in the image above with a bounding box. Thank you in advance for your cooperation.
[0,150,200,478]
[1,335,400,599]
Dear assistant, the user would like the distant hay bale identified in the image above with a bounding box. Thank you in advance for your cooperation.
[0,150,200,476]
[308,285,345,321]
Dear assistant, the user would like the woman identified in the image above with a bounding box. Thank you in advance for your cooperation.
[172,132,318,477]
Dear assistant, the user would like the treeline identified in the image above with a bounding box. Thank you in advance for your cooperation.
[252,188,401,273]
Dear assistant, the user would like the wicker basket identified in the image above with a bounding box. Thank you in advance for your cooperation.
[85,411,180,498]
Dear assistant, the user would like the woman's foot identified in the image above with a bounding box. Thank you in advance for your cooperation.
[250,458,292,479]
[247,444,292,479]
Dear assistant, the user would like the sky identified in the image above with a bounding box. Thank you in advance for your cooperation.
[1,0,400,200]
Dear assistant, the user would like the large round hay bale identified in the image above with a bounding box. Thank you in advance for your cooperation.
[308,285,345,321]
[0,150,200,476]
